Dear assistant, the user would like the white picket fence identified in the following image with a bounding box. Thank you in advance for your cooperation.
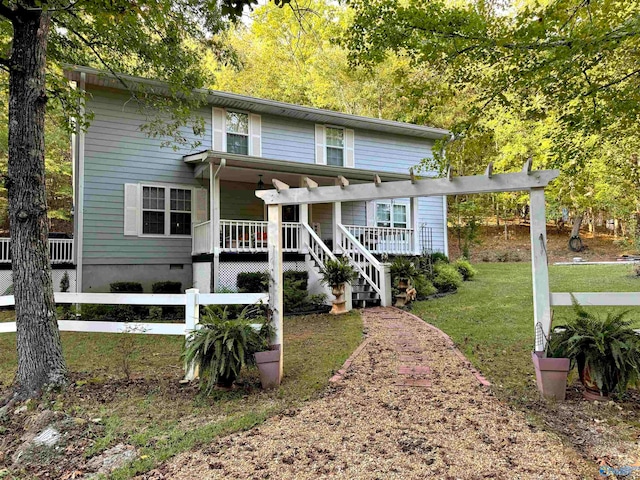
[550,292,640,307]
[0,289,269,339]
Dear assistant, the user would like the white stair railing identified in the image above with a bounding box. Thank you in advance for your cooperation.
[337,224,390,304]
[301,223,335,270]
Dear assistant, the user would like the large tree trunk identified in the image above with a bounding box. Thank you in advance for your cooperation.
[7,8,67,399]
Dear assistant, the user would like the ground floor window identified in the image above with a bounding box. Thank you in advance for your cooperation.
[142,185,192,236]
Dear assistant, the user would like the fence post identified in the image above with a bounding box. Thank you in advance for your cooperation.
[183,288,200,381]
[380,263,392,307]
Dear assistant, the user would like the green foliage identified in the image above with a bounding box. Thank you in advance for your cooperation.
[110,282,144,294]
[453,259,477,281]
[182,306,273,392]
[320,257,358,288]
[412,274,437,300]
[283,277,307,313]
[59,271,70,293]
[389,256,418,282]
[549,300,640,395]
[432,263,463,293]
[151,281,182,294]
[237,272,269,293]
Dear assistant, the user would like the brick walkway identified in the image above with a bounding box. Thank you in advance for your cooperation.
[159,307,591,479]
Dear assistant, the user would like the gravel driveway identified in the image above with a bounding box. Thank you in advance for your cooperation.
[159,307,592,479]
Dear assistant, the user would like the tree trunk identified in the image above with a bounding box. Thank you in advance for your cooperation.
[571,212,583,237]
[8,8,67,399]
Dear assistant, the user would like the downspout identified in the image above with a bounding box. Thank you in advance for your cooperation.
[441,133,455,257]
[209,158,225,293]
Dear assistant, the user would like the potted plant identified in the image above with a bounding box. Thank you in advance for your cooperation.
[320,257,357,315]
[550,299,640,400]
[182,305,273,392]
[253,318,279,389]
[390,257,418,307]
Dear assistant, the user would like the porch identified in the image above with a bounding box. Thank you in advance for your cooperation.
[186,151,429,258]
[0,237,74,265]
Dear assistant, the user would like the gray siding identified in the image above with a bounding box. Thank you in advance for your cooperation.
[220,180,264,221]
[261,114,315,163]
[83,87,210,266]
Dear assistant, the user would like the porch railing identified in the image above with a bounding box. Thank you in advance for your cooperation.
[342,225,414,255]
[0,238,74,264]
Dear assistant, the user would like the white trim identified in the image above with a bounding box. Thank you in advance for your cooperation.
[138,182,196,238]
[442,195,449,257]
[550,292,640,306]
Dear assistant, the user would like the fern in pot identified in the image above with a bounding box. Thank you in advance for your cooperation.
[320,257,357,315]
[182,305,273,391]
[549,299,640,400]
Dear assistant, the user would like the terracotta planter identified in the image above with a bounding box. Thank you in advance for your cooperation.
[254,344,281,389]
[581,364,610,401]
[532,351,570,401]
[330,284,347,315]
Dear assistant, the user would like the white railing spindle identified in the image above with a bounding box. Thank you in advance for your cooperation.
[342,225,414,255]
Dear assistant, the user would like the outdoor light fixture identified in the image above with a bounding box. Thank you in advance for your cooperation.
[257,174,265,190]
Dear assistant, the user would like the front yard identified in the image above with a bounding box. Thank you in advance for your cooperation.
[0,311,363,478]
[412,262,640,467]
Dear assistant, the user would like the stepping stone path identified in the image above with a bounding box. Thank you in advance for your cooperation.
[159,307,592,479]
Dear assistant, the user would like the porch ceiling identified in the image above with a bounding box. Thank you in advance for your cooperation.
[184,150,414,185]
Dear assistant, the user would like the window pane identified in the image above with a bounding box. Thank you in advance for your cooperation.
[143,186,164,210]
[327,147,343,166]
[393,204,407,228]
[226,112,249,135]
[227,133,249,155]
[376,203,391,227]
[143,211,165,235]
[170,189,191,212]
[326,127,344,147]
[171,212,191,235]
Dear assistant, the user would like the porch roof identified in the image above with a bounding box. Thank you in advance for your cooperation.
[183,150,415,184]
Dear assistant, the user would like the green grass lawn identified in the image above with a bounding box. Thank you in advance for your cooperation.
[412,262,640,399]
[0,311,363,478]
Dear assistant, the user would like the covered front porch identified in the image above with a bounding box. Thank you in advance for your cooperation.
[185,152,430,258]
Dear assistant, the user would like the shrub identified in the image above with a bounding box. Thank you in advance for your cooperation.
[284,276,307,312]
[80,303,113,320]
[110,282,143,293]
[152,281,183,319]
[152,281,182,293]
[634,264,640,277]
[237,272,269,293]
[110,282,144,319]
[284,270,308,290]
[59,272,71,318]
[413,274,437,300]
[428,252,449,264]
[432,263,463,293]
[453,258,477,281]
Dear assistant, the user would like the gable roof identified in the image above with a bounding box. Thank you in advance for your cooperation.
[65,65,451,141]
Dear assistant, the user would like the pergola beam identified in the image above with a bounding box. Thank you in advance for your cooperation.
[256,170,559,205]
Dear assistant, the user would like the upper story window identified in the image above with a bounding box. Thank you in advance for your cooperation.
[141,185,192,236]
[226,111,249,155]
[326,127,344,166]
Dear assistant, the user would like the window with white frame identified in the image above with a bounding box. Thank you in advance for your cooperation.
[376,201,408,229]
[142,185,192,236]
[326,126,344,166]
[226,111,249,155]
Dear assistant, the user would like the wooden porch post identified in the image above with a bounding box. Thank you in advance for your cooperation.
[530,188,552,351]
[267,203,284,382]
[411,197,420,255]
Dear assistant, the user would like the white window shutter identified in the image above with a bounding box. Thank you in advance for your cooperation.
[249,113,262,156]
[123,183,140,236]
[212,107,226,151]
[315,124,326,165]
[366,201,377,226]
[345,128,355,168]
[194,188,208,223]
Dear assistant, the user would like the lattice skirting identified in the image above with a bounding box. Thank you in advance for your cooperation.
[0,268,77,295]
[219,260,306,292]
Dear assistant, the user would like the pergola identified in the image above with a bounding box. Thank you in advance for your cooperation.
[255,163,560,382]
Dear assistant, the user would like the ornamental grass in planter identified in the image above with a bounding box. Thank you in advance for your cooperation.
[182,305,274,392]
[320,257,358,315]
[549,299,640,400]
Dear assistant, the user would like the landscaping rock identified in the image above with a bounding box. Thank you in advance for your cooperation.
[84,443,137,476]
[32,426,61,447]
